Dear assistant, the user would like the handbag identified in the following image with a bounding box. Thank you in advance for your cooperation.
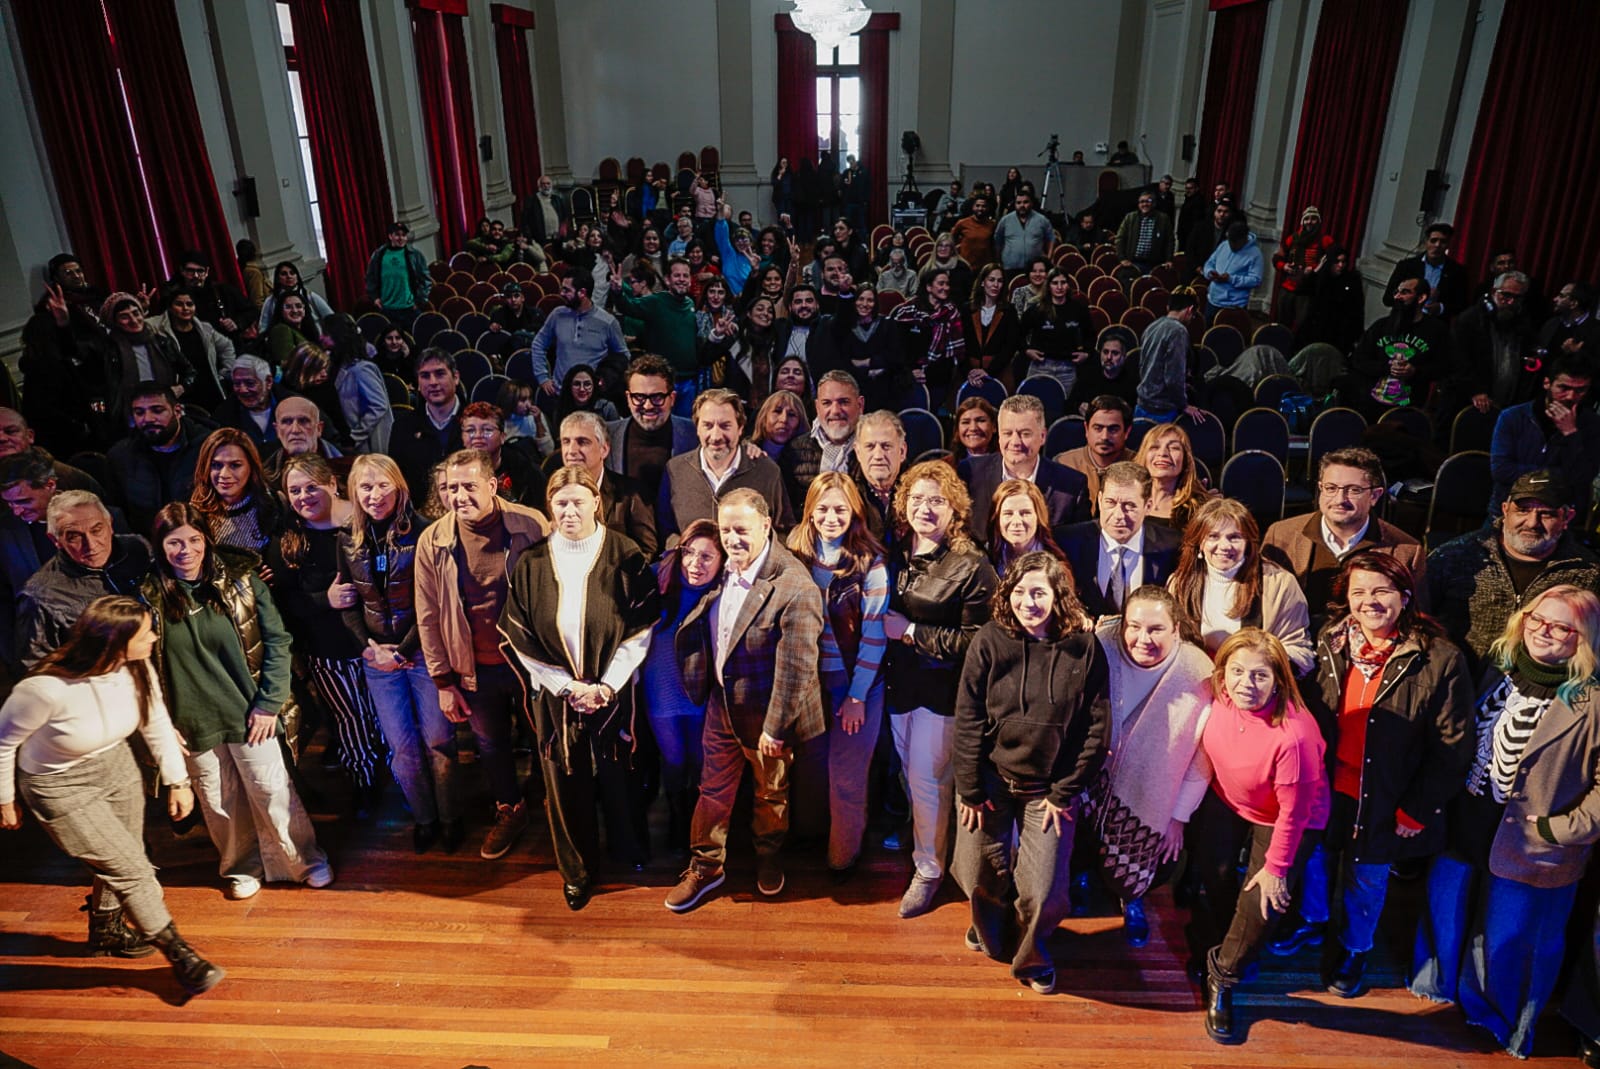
[1083,768,1167,901]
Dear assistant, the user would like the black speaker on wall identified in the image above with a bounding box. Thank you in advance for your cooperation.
[1181,134,1195,163]
[234,176,259,219]
[480,135,493,162]
[1420,168,1449,215]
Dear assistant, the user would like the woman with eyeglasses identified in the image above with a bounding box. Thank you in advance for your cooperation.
[882,460,998,919]
[1411,584,1600,1059]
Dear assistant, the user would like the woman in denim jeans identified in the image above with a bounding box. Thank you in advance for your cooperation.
[337,454,461,854]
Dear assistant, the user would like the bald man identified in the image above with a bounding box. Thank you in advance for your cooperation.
[0,407,105,496]
[263,395,350,488]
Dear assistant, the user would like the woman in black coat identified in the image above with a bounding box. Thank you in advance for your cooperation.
[499,466,660,910]
[831,284,905,412]
[1296,246,1366,354]
[1271,551,1473,997]
[953,551,1109,996]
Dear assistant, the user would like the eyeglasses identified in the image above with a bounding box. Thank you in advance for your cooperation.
[628,391,671,407]
[1525,611,1578,642]
[906,494,950,510]
[1319,483,1378,499]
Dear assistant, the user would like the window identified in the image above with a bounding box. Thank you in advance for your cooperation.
[815,37,861,174]
[277,2,326,258]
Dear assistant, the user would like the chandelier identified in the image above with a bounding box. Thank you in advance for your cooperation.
[789,0,872,50]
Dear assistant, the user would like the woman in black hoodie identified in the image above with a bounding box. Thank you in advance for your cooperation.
[952,550,1110,996]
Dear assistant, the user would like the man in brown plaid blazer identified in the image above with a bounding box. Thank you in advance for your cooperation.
[664,488,825,912]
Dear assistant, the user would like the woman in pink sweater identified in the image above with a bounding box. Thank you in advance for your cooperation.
[1190,627,1330,1045]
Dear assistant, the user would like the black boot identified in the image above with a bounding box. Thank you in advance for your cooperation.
[151,923,225,1000]
[83,894,154,958]
[1326,948,1369,998]
[1203,971,1237,1044]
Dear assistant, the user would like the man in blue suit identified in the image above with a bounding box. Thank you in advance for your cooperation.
[960,394,1091,544]
[1056,461,1182,619]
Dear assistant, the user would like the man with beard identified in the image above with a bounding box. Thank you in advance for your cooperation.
[818,255,856,320]
[1488,353,1599,517]
[1540,282,1598,358]
[1115,191,1175,277]
[389,349,465,497]
[1452,269,1539,413]
[950,195,997,270]
[1175,177,1207,245]
[611,258,697,411]
[771,285,840,371]
[1383,223,1469,318]
[1063,208,1111,254]
[1471,247,1547,322]
[994,188,1054,273]
[1427,469,1600,675]
[530,274,630,406]
[658,388,792,539]
[1065,328,1140,416]
[106,383,208,534]
[1183,196,1241,280]
[1346,275,1452,420]
[20,254,111,452]
[777,370,863,507]
[211,356,288,451]
[155,250,257,341]
[1271,206,1336,330]
[15,490,151,668]
[90,292,195,435]
[1054,395,1133,503]
[606,354,697,492]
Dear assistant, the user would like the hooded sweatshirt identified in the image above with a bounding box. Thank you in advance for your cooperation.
[1202,232,1264,310]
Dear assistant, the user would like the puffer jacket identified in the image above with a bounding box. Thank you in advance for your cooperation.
[953,621,1110,808]
[1302,620,1474,864]
[338,506,423,659]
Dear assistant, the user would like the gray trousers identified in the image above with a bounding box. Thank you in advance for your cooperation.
[953,768,1076,982]
[19,742,173,935]
[823,671,886,870]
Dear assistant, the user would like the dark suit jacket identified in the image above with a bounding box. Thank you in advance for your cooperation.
[1384,256,1470,319]
[959,453,1091,545]
[521,191,570,245]
[604,415,697,475]
[674,541,825,747]
[1057,520,1182,618]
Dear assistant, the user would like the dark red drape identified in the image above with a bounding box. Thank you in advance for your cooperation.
[412,7,484,254]
[774,20,818,169]
[104,0,241,289]
[1195,0,1269,195]
[492,13,542,205]
[1453,0,1600,289]
[858,26,890,229]
[287,0,395,310]
[12,0,163,290]
[1283,0,1409,256]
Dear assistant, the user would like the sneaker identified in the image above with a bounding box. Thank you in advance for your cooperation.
[225,875,261,900]
[1027,970,1056,995]
[898,873,941,918]
[664,864,726,913]
[303,862,335,889]
[963,927,983,953]
[479,801,529,860]
[757,858,785,897]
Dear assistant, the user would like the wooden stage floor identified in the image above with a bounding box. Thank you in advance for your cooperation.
[1,770,1590,1069]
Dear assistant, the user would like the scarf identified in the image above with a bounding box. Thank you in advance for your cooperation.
[1339,617,1397,682]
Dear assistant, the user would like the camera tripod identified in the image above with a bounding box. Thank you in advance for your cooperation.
[1038,138,1065,217]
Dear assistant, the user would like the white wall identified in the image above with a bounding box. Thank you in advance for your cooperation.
[555,0,723,177]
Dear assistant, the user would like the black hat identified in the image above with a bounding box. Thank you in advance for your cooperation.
[1507,469,1570,508]
[387,221,409,234]
[501,282,523,296]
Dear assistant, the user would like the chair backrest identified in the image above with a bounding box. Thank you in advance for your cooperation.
[1073,264,1105,290]
[1150,264,1178,289]
[876,290,906,316]
[699,145,720,176]
[1140,288,1169,315]
[1213,306,1253,335]
[1376,405,1433,442]
[1202,324,1244,367]
[898,407,945,458]
[1252,372,1302,410]
[956,376,1007,409]
[454,311,492,341]
[1089,306,1111,334]
[356,312,392,342]
[677,151,698,172]
[625,157,647,187]
[1017,375,1068,424]
[1426,451,1493,551]
[470,372,509,405]
[1252,322,1295,354]
[1097,290,1129,320]
[455,350,493,391]
[1120,306,1155,334]
[428,260,451,284]
[1129,275,1160,304]
[411,311,449,348]
[506,261,536,283]
[597,157,621,183]
[382,373,412,407]
[1045,415,1086,457]
[1449,405,1497,455]
[438,296,476,325]
[651,161,671,183]
[536,293,564,315]
[1232,406,1291,463]
[1086,275,1120,304]
[570,186,596,219]
[505,349,536,384]
[465,281,500,310]
[1097,169,1121,193]
[1306,406,1368,472]
[1126,417,1156,452]
[893,381,931,413]
[475,330,514,359]
[913,448,954,466]
[1220,450,1287,524]
[446,270,476,294]
[430,328,470,355]
[448,252,475,272]
[1176,409,1227,471]
[472,259,498,282]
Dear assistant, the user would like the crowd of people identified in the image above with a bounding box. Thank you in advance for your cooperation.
[3,164,1600,1059]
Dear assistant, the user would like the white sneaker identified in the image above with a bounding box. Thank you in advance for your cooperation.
[303,862,335,889]
[226,875,262,900]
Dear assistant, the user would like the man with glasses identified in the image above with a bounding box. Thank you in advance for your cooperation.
[1452,269,1539,414]
[1262,447,1425,619]
[610,258,698,414]
[158,249,256,341]
[1488,352,1599,518]
[1427,468,1600,675]
[606,354,696,494]
[1115,191,1174,277]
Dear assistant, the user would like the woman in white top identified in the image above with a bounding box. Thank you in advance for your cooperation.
[499,467,660,910]
[0,596,224,1001]
[1167,497,1314,675]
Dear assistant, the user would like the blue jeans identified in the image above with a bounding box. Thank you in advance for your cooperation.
[1133,404,1180,424]
[1299,841,1392,953]
[460,663,524,808]
[1411,850,1579,1057]
[363,660,459,824]
[648,709,706,796]
[823,671,885,870]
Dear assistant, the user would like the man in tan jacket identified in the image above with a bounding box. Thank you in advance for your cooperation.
[416,448,549,860]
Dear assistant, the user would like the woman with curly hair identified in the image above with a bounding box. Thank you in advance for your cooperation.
[882,459,999,919]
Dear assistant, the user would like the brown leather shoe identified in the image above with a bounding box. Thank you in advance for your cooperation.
[664,864,725,913]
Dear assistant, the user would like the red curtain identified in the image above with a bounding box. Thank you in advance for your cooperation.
[11,0,164,290]
[1195,0,1269,195]
[858,26,891,229]
[1283,0,1409,256]
[287,0,395,310]
[775,20,818,169]
[492,7,542,206]
[412,7,484,254]
[1453,1,1600,289]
